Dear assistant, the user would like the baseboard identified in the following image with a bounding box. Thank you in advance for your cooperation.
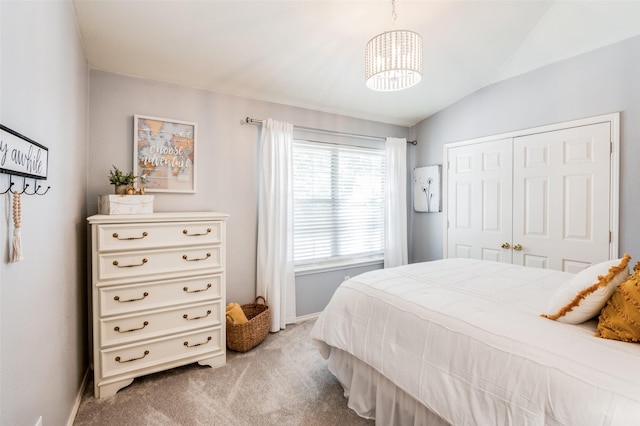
[296,312,321,323]
[67,367,89,426]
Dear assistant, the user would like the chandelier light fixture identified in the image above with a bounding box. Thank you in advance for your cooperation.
[365,0,423,91]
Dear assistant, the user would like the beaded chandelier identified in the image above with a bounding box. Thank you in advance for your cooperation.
[365,0,423,91]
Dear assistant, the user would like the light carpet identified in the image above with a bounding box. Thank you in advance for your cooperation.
[73,318,374,426]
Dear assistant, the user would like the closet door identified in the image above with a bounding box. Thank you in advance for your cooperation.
[446,138,513,262]
[512,122,611,272]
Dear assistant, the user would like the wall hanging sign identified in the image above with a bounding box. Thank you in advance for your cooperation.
[134,115,196,193]
[0,123,49,180]
[413,165,441,213]
[0,123,51,263]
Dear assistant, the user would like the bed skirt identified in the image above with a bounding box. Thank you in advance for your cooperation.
[327,347,450,426]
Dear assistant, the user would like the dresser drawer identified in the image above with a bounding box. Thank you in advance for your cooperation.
[97,246,221,283]
[100,327,222,379]
[100,301,221,347]
[96,221,223,252]
[99,275,222,316]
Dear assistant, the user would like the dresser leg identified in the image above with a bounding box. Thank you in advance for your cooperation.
[198,354,226,369]
[95,378,134,399]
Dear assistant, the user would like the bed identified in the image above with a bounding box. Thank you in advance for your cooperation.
[310,258,640,425]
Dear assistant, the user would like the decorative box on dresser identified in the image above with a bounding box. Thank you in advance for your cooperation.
[87,212,229,398]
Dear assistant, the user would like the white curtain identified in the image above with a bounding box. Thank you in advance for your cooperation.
[257,118,296,332]
[384,137,408,268]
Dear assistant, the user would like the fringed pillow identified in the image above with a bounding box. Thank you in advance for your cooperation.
[541,254,631,324]
[596,262,640,342]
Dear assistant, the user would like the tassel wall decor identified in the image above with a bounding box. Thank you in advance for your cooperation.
[11,191,23,262]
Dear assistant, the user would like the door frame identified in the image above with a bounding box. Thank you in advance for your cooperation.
[442,112,620,261]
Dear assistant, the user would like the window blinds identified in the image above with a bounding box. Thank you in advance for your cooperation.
[292,140,386,266]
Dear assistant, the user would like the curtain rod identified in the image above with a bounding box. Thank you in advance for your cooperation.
[244,117,417,145]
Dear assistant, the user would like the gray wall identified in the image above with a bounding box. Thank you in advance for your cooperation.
[296,263,384,317]
[410,36,640,263]
[1,1,89,425]
[87,70,408,316]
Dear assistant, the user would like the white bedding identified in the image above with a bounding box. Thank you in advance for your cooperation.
[311,259,640,425]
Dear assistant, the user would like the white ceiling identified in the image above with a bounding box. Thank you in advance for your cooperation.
[72,0,640,127]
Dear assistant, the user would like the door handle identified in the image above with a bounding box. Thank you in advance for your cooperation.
[513,244,523,251]
[501,242,510,249]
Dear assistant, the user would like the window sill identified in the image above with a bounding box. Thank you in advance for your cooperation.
[294,256,384,276]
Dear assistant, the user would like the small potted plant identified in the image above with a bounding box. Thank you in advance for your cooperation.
[108,165,136,195]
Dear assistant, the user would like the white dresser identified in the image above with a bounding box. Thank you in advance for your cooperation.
[87,212,229,398]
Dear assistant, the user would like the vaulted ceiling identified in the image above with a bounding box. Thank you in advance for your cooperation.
[72,1,640,126]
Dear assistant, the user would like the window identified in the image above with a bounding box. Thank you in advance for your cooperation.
[292,140,385,269]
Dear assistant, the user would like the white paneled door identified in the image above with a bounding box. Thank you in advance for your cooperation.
[445,115,617,272]
[446,138,513,263]
[512,122,611,272]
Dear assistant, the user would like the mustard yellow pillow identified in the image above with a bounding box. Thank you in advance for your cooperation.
[225,303,248,325]
[541,254,631,324]
[596,262,640,342]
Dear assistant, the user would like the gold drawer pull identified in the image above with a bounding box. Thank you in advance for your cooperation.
[183,228,212,237]
[182,253,211,262]
[183,283,212,293]
[114,321,149,333]
[183,310,212,321]
[184,336,212,347]
[115,350,149,363]
[112,231,148,240]
[114,292,149,303]
[113,258,148,268]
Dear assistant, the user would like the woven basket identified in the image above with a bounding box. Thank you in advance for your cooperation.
[226,296,270,352]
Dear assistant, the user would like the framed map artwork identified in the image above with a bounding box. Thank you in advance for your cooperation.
[134,115,196,193]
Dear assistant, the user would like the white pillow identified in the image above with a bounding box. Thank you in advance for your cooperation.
[541,254,631,324]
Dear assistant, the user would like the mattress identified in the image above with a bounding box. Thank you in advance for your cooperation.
[311,258,640,425]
